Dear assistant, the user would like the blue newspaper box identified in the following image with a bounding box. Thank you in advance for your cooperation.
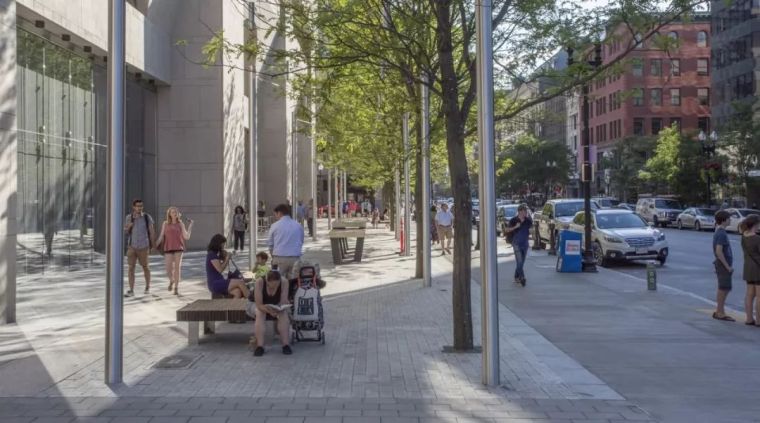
[556,230,582,273]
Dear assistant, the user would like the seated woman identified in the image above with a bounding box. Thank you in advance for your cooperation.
[252,270,292,357]
[205,234,249,299]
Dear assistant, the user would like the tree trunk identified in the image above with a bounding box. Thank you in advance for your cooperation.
[434,1,473,351]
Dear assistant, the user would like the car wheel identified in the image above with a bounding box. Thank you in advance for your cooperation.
[593,241,607,267]
[695,221,701,231]
[677,220,683,230]
[658,255,667,265]
[652,216,659,227]
[660,222,668,228]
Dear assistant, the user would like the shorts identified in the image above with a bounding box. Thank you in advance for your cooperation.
[437,225,453,240]
[714,261,732,291]
[127,247,149,268]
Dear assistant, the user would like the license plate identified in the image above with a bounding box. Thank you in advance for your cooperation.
[636,248,648,254]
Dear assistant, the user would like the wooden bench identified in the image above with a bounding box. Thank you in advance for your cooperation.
[176,299,250,345]
[328,228,366,265]
[332,218,368,229]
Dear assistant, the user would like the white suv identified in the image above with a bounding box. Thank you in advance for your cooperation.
[636,197,683,228]
[569,209,669,267]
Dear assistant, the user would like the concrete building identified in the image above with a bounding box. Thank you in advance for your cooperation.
[565,92,580,197]
[0,0,314,323]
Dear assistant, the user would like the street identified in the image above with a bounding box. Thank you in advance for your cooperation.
[603,227,747,313]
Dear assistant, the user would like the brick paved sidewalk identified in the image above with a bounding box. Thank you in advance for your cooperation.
[0,220,656,422]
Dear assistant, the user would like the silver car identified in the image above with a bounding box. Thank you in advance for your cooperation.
[676,208,716,231]
[725,208,760,233]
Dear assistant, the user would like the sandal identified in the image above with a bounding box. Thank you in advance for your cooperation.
[712,312,735,322]
[168,282,173,292]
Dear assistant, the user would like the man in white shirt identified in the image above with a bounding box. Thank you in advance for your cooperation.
[435,203,454,254]
[268,203,305,279]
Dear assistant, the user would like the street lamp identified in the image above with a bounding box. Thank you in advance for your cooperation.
[699,130,718,207]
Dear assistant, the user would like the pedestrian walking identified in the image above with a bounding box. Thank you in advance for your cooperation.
[155,207,193,295]
[268,203,304,279]
[296,201,306,227]
[712,210,735,321]
[740,214,760,326]
[504,204,532,287]
[306,199,315,237]
[372,208,379,229]
[124,199,155,297]
[233,205,248,252]
[430,205,439,245]
[435,203,454,254]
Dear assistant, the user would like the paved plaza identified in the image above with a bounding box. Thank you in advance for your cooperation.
[0,221,660,422]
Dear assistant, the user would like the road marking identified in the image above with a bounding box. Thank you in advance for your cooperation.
[600,266,744,316]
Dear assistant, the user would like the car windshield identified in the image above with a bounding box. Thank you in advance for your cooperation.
[501,207,518,218]
[595,213,648,229]
[696,208,715,216]
[655,199,681,209]
[555,201,597,217]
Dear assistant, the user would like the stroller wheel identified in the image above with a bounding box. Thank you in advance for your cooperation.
[320,331,325,345]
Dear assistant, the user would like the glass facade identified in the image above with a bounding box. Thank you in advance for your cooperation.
[16,28,157,276]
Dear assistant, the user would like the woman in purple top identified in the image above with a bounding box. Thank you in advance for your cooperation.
[205,234,249,298]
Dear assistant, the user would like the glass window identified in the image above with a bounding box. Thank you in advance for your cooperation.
[698,116,710,133]
[634,33,644,49]
[697,58,709,75]
[697,31,708,47]
[655,199,682,209]
[698,88,710,105]
[632,59,643,76]
[633,118,645,135]
[650,88,662,106]
[633,88,644,106]
[670,59,680,76]
[668,31,678,40]
[651,118,663,135]
[650,59,661,76]
[596,213,648,229]
[670,88,681,106]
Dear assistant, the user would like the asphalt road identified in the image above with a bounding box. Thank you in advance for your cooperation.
[600,226,747,311]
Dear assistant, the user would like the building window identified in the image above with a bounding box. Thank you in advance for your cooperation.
[698,117,710,134]
[698,88,710,106]
[633,88,644,106]
[650,59,661,76]
[670,59,680,76]
[697,31,708,47]
[668,31,678,40]
[650,88,662,106]
[634,33,644,49]
[651,118,663,135]
[697,58,709,75]
[670,88,681,106]
[670,117,681,132]
[573,135,577,150]
[633,118,645,136]
[632,59,643,76]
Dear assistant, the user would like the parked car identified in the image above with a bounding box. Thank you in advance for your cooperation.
[676,208,716,231]
[725,208,760,233]
[569,209,669,267]
[636,197,683,227]
[496,204,520,235]
[615,203,636,211]
[534,199,600,248]
[594,197,621,208]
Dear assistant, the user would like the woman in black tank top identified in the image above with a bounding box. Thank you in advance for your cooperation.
[252,270,292,357]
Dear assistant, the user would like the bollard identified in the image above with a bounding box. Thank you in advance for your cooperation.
[548,222,557,256]
[532,221,542,250]
[400,218,405,254]
[647,261,657,291]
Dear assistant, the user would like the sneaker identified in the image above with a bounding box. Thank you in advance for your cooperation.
[253,347,265,357]
[520,277,526,287]
[124,290,134,298]
[282,345,293,355]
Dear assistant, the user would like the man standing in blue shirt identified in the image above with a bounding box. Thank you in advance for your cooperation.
[505,204,532,287]
[712,210,735,321]
[268,203,304,279]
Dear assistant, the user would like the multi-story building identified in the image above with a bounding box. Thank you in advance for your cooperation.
[535,50,569,145]
[565,93,580,197]
[580,16,712,193]
[0,0,314,323]
[711,0,759,128]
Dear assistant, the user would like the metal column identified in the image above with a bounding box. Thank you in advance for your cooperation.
[476,0,499,386]
[106,0,125,385]
[249,2,258,261]
[336,170,341,219]
[421,76,431,288]
[395,167,401,240]
[342,171,347,210]
[311,104,317,241]
[327,169,332,229]
[291,110,297,209]
[403,113,411,256]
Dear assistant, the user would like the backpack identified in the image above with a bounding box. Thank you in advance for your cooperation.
[292,266,322,323]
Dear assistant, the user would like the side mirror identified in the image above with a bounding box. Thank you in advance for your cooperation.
[649,204,655,209]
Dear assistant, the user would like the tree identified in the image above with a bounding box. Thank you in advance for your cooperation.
[205,0,710,352]
[720,101,760,199]
[496,134,570,199]
[603,136,652,202]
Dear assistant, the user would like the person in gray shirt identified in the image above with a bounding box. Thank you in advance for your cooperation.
[124,199,155,297]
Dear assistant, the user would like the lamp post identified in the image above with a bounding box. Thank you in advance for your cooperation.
[568,44,601,273]
[699,130,718,207]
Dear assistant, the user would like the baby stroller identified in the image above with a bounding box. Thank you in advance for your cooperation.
[289,265,325,344]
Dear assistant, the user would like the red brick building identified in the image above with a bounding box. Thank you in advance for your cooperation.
[584,18,712,157]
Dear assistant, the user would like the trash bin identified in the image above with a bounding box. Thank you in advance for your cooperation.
[556,230,582,273]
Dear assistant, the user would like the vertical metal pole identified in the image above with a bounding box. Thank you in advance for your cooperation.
[336,170,341,220]
[249,2,258,259]
[106,0,125,385]
[403,113,411,256]
[311,104,317,241]
[343,171,347,211]
[327,169,332,229]
[291,110,297,209]
[476,0,499,386]
[421,75,431,288]
[395,167,401,240]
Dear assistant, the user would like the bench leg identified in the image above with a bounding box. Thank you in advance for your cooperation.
[354,237,365,262]
[331,238,343,265]
[188,321,200,345]
[203,321,215,335]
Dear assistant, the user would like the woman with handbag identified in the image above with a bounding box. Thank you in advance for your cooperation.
[740,215,760,325]
[205,234,249,298]
[155,206,193,295]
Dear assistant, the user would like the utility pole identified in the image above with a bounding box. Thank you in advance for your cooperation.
[421,75,431,288]
[248,1,258,262]
[403,112,411,256]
